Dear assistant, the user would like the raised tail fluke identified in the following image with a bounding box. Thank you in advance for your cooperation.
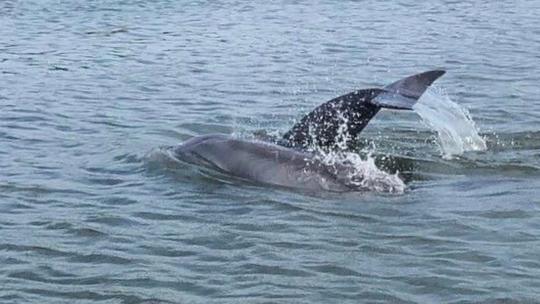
[372,70,446,110]
[280,70,446,151]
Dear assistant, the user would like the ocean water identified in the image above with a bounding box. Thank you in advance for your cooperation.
[1,1,540,303]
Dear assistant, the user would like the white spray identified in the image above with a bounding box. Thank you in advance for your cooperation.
[414,88,487,159]
[308,110,405,194]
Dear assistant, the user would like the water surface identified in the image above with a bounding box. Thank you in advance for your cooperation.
[1,1,540,303]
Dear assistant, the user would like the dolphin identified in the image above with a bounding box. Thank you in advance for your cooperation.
[172,70,445,192]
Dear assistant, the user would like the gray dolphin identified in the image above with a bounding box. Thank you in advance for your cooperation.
[172,70,445,192]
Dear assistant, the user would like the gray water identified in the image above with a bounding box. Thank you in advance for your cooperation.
[2,1,540,303]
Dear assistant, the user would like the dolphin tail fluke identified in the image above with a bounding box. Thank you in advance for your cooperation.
[371,70,446,110]
[280,70,446,151]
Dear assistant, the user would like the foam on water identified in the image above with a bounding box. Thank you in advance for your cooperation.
[414,88,487,159]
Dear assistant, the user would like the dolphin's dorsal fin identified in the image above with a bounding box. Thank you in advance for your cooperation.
[280,70,445,151]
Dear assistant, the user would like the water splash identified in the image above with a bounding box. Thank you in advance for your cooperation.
[414,88,487,159]
[308,113,405,194]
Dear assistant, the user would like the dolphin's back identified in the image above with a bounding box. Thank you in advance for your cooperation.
[173,134,351,192]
